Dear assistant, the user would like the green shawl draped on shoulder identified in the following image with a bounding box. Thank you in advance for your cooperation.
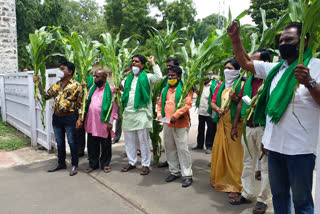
[254,48,312,125]
[121,70,151,110]
[240,75,254,119]
[213,77,242,123]
[161,81,183,118]
[85,82,112,123]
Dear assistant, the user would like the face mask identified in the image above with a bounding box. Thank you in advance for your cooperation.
[279,44,298,60]
[224,69,240,89]
[132,66,140,75]
[95,80,104,88]
[168,79,178,86]
[57,70,65,78]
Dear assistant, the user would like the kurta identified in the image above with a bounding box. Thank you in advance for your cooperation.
[210,87,244,193]
[122,65,162,131]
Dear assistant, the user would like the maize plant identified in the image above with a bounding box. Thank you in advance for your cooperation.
[26,26,58,128]
[61,32,100,120]
[97,30,138,122]
[148,21,185,164]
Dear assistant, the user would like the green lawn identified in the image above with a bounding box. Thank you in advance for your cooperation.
[0,115,30,151]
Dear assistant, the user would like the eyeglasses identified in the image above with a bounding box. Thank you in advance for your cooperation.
[93,75,102,78]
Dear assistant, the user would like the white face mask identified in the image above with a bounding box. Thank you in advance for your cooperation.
[132,66,140,75]
[57,70,65,78]
[224,69,240,89]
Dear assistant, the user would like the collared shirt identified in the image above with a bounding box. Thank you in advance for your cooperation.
[122,65,162,131]
[84,84,118,139]
[253,59,320,155]
[238,76,264,123]
[198,82,212,117]
[157,88,193,128]
[45,79,83,114]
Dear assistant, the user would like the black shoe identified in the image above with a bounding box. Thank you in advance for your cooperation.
[69,166,78,176]
[158,161,169,168]
[182,178,193,187]
[166,174,179,182]
[47,164,66,172]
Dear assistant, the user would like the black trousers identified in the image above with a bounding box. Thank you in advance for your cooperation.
[87,133,112,169]
[75,127,86,155]
[196,115,217,149]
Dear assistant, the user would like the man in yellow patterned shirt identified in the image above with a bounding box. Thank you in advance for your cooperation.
[34,61,83,176]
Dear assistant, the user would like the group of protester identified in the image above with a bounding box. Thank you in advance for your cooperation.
[34,21,320,214]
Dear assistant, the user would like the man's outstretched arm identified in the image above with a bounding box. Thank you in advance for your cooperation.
[227,21,256,74]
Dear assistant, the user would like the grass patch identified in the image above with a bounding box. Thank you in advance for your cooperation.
[0,114,30,151]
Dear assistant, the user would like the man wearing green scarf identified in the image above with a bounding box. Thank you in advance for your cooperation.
[121,54,162,176]
[229,50,271,214]
[228,21,320,214]
[84,69,118,174]
[193,73,218,154]
[157,65,193,188]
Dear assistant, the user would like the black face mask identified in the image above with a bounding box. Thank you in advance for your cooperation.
[95,80,104,88]
[279,44,298,60]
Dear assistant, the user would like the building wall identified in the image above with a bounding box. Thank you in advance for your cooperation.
[0,0,18,74]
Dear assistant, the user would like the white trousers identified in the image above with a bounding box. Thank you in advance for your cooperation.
[124,129,151,167]
[163,125,192,178]
[241,126,271,203]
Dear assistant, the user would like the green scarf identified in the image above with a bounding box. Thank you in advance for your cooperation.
[87,74,94,89]
[161,81,183,118]
[85,82,112,123]
[254,48,312,125]
[240,75,254,118]
[213,77,242,123]
[207,80,218,115]
[121,70,150,110]
[159,75,168,95]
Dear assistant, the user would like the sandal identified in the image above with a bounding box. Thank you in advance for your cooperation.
[103,166,112,173]
[228,192,241,199]
[229,195,252,205]
[121,164,136,172]
[140,166,150,175]
[253,202,267,214]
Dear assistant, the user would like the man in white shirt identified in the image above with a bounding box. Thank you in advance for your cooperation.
[227,21,320,214]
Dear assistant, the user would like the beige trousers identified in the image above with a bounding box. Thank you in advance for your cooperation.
[163,125,192,178]
[241,126,271,203]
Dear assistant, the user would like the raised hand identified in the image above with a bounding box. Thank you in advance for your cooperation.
[148,56,156,66]
[227,20,240,40]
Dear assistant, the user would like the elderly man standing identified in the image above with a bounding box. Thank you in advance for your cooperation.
[34,61,83,176]
[120,55,162,175]
[84,69,118,173]
[228,21,320,214]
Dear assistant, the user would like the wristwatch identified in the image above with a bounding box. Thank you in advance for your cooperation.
[306,79,317,89]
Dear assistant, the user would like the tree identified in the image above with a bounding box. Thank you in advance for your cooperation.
[162,0,197,30]
[104,0,157,40]
[249,0,288,30]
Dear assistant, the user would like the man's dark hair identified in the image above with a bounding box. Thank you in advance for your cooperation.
[167,58,179,66]
[284,22,310,40]
[60,61,75,75]
[225,59,240,70]
[24,67,30,71]
[253,49,271,62]
[132,54,147,65]
[168,65,182,77]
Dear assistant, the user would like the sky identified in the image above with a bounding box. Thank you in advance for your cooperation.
[95,0,255,25]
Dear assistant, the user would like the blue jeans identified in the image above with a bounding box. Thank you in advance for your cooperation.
[52,113,78,166]
[268,151,315,214]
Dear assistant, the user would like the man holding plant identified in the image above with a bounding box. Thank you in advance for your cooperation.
[157,65,193,187]
[34,61,83,176]
[228,21,320,214]
[229,49,271,214]
[84,69,118,174]
[120,55,162,176]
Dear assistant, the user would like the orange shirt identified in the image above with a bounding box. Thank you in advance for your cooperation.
[157,88,193,128]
